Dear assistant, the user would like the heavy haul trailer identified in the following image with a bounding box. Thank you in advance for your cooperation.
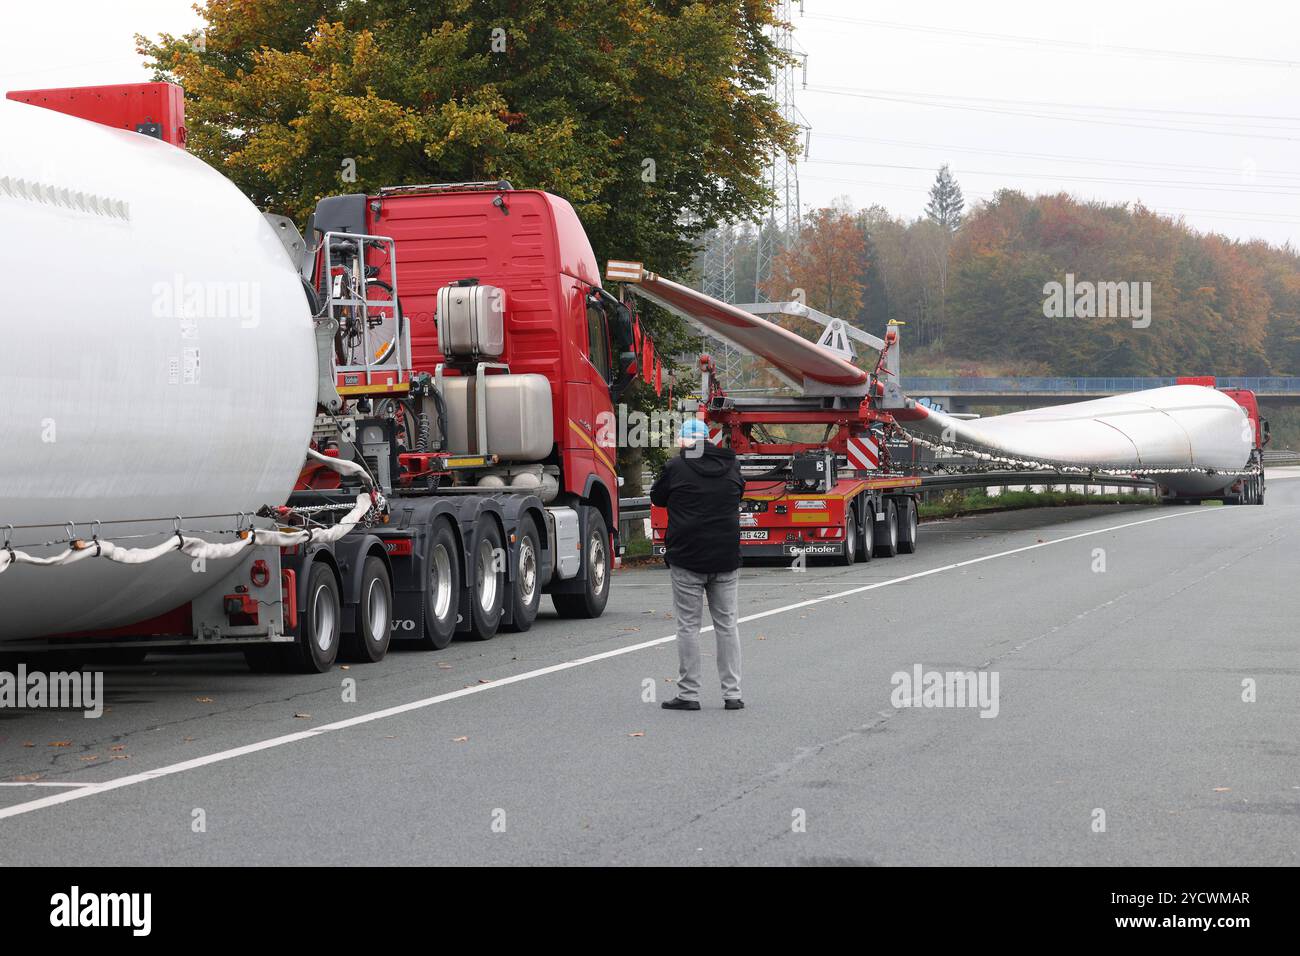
[1158,376,1269,505]
[0,83,640,671]
[608,262,924,565]
[647,352,923,566]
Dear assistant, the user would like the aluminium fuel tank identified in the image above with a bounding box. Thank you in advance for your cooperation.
[0,97,317,639]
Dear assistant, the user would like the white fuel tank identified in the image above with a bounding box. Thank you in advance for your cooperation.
[0,97,317,639]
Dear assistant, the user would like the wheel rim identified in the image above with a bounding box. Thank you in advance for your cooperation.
[365,576,388,641]
[846,515,856,557]
[430,543,453,621]
[518,536,538,607]
[477,538,499,613]
[889,510,898,548]
[312,584,337,651]
[909,505,917,541]
[589,532,607,595]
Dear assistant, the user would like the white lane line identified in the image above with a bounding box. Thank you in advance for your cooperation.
[0,506,1221,821]
[0,782,97,788]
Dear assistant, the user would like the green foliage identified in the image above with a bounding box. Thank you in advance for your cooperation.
[925,163,964,233]
[918,488,1158,519]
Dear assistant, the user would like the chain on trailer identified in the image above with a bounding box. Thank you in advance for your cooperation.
[0,451,385,576]
[894,425,1261,480]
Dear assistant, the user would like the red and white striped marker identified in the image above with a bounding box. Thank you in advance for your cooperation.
[846,433,879,470]
[708,424,724,445]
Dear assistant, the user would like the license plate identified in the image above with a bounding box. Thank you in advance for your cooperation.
[740,530,768,541]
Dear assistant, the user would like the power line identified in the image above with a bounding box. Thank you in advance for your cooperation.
[800,174,1300,227]
[814,132,1300,183]
[811,83,1300,125]
[806,158,1300,197]
[805,86,1300,142]
[800,13,1300,70]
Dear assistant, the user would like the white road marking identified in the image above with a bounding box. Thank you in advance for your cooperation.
[0,506,1223,821]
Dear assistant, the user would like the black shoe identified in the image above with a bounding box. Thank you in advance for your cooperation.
[724,699,745,710]
[661,697,701,711]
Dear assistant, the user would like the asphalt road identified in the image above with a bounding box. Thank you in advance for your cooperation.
[2,472,1298,866]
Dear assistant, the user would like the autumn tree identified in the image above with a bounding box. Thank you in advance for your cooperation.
[760,205,868,320]
[138,0,799,509]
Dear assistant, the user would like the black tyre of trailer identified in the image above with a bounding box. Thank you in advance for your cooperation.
[341,555,393,663]
[466,520,507,640]
[836,509,857,566]
[414,518,461,650]
[897,497,918,554]
[855,497,874,562]
[1254,476,1265,505]
[502,514,542,633]
[292,561,343,673]
[553,506,611,619]
[873,498,899,558]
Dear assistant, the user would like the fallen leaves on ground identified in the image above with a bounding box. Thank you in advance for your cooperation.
[452,736,468,743]
[293,713,311,719]
[13,773,41,782]
[1213,787,1231,792]
[627,731,645,737]
[48,741,71,748]
[195,696,214,704]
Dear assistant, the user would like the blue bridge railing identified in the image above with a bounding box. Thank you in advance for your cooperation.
[901,376,1300,394]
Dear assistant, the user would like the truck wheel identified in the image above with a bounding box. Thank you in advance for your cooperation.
[502,514,542,633]
[1254,477,1265,505]
[553,507,610,619]
[874,499,899,558]
[897,498,918,554]
[293,562,342,673]
[414,518,460,650]
[856,501,874,562]
[467,521,507,640]
[836,511,857,566]
[342,556,392,663]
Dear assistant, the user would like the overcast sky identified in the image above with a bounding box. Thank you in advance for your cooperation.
[2,1,1295,248]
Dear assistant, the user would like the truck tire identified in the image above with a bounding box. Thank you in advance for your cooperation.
[502,514,542,633]
[341,555,392,663]
[467,520,507,640]
[855,500,874,562]
[407,518,460,650]
[897,497,918,554]
[836,511,857,566]
[1254,476,1265,505]
[553,507,610,619]
[292,561,342,673]
[873,499,899,558]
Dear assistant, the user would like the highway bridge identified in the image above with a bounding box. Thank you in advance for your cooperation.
[902,376,1300,410]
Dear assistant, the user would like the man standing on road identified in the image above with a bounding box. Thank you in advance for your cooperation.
[651,418,746,711]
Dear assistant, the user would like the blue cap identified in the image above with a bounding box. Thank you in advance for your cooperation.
[679,418,710,442]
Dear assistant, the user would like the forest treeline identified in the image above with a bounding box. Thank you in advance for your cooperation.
[716,190,1300,377]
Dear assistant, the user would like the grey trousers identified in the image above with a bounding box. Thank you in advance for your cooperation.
[669,566,742,701]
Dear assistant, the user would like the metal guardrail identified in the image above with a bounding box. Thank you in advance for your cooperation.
[902,376,1300,395]
[618,471,1155,533]
[1262,450,1300,466]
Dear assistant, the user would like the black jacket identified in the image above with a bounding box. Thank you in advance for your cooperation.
[650,443,745,573]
